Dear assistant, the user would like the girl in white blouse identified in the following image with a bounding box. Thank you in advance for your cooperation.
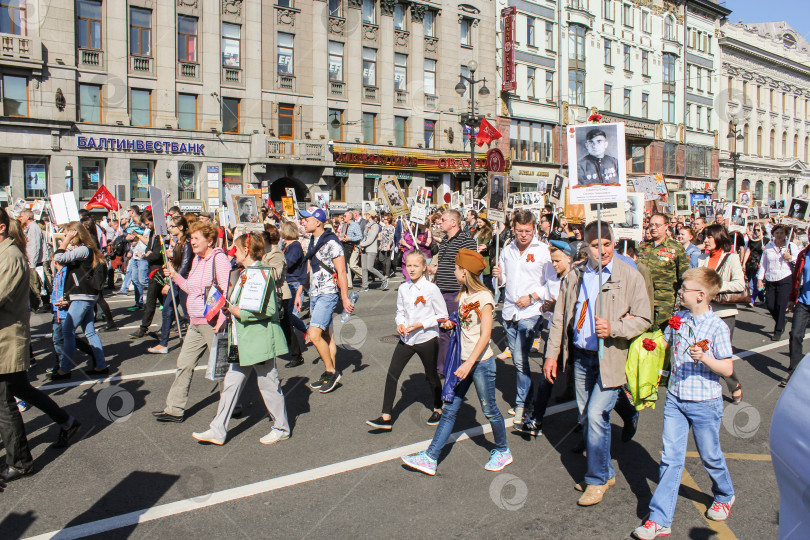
[756,225,799,340]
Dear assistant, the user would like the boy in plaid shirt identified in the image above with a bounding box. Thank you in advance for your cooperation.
[632,267,735,539]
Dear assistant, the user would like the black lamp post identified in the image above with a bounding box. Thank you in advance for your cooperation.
[727,123,744,198]
[455,59,490,196]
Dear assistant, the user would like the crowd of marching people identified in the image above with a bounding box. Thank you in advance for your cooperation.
[1,198,807,538]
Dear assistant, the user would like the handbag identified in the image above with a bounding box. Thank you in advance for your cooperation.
[713,253,751,304]
[205,323,231,381]
[203,253,227,325]
[430,241,440,256]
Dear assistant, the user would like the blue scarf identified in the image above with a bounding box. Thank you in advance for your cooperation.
[305,230,341,275]
[441,311,462,403]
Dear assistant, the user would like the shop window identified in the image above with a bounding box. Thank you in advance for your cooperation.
[426,176,440,203]
[222,164,243,184]
[363,177,377,200]
[79,158,104,200]
[178,163,198,200]
[130,161,153,201]
[24,158,47,199]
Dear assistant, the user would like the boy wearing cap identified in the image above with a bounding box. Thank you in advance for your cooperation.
[296,207,354,393]
[359,210,388,292]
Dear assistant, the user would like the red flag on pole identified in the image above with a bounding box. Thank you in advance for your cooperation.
[476,118,502,147]
[85,185,121,211]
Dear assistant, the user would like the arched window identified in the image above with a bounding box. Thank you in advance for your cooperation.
[805,136,809,162]
[754,180,763,201]
[770,130,775,158]
[757,127,763,155]
[794,134,799,157]
[741,179,750,191]
[783,132,788,156]
[804,185,809,197]
[664,16,674,40]
[726,178,736,201]
[769,182,776,200]
[743,124,749,154]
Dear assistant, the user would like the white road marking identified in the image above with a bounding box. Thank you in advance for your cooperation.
[32,323,161,338]
[23,400,577,540]
[35,367,206,391]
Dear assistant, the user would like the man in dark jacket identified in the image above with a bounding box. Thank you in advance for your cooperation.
[787,242,810,387]
[131,212,165,339]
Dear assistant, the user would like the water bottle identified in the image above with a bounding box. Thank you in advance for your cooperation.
[341,292,359,323]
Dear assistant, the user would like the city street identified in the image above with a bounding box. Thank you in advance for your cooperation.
[0,281,790,539]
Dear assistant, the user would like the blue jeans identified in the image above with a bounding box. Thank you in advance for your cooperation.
[310,293,339,330]
[287,281,308,334]
[52,314,64,364]
[129,258,148,306]
[61,300,106,372]
[649,393,734,527]
[160,283,187,347]
[573,348,618,486]
[504,316,540,409]
[119,258,133,292]
[426,356,508,461]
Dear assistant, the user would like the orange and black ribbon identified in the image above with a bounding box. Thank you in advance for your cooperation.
[414,296,426,306]
[694,339,710,352]
[460,300,482,320]
[526,253,535,262]
[576,299,589,332]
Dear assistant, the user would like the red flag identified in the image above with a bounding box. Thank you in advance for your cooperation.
[85,185,120,211]
[476,118,502,147]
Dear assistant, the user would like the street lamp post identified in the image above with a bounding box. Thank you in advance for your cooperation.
[455,59,490,197]
[727,123,744,198]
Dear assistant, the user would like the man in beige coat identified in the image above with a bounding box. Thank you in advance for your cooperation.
[544,221,651,507]
[0,208,34,480]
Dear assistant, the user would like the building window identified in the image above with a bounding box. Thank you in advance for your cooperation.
[130,7,151,56]
[769,182,776,200]
[222,97,239,133]
[742,80,748,102]
[177,93,196,130]
[743,124,749,154]
[527,17,535,47]
[424,119,435,149]
[362,0,375,24]
[630,144,645,173]
[805,136,809,162]
[130,161,153,201]
[24,158,47,200]
[363,47,376,87]
[663,92,675,123]
[623,44,630,70]
[526,67,535,99]
[545,71,554,101]
[755,180,763,201]
[641,50,648,76]
[177,15,197,62]
[756,85,761,107]
[394,3,406,30]
[2,75,27,117]
[277,32,294,75]
[424,58,436,95]
[362,112,376,144]
[602,0,613,21]
[328,109,343,141]
[794,134,799,157]
[78,84,101,123]
[686,148,710,178]
[685,103,691,127]
[641,92,648,119]
[642,10,650,33]
[424,11,435,37]
[663,53,675,84]
[782,92,787,114]
[130,88,150,127]
[279,103,294,139]
[330,176,347,202]
[1,0,26,35]
[757,127,763,155]
[395,116,407,146]
[569,25,585,61]
[569,70,585,106]
[603,84,612,111]
[726,178,736,202]
[622,3,632,27]
[696,66,703,92]
[783,131,788,155]
[79,158,103,200]
[222,23,240,67]
[769,89,774,111]
[604,39,612,66]
[460,18,472,46]
[706,107,711,132]
[459,65,470,98]
[222,164,243,184]
[696,105,702,130]
[545,22,553,49]
[329,41,343,82]
[329,0,342,17]
[178,162,198,200]
[663,143,676,174]
[394,53,407,91]
[623,88,631,115]
[277,0,292,6]
[78,0,102,50]
[664,15,674,40]
[769,129,775,158]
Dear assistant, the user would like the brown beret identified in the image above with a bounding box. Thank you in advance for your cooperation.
[455,248,486,275]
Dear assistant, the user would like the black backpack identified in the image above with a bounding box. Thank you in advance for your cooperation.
[111,235,127,258]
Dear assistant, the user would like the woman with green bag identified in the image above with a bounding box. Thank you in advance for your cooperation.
[192,232,290,446]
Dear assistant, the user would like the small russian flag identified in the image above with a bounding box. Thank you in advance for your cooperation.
[204,287,226,322]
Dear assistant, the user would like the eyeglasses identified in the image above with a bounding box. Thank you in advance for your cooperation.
[649,222,666,229]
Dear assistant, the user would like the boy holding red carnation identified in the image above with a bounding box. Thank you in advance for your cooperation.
[632,267,735,539]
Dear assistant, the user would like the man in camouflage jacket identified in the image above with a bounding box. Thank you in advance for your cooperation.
[638,213,689,330]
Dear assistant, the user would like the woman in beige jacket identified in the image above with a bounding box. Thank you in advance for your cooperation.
[697,224,746,403]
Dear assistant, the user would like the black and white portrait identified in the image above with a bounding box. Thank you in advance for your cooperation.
[463,189,473,208]
[380,176,409,217]
[614,192,644,241]
[550,174,565,204]
[674,191,691,216]
[757,206,770,220]
[488,174,504,212]
[788,198,808,220]
[730,205,747,227]
[567,122,627,204]
[234,194,261,224]
[362,200,375,215]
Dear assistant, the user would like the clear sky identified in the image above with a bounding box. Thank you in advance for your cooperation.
[723,0,810,43]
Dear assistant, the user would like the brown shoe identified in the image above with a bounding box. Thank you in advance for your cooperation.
[577,483,611,506]
[574,476,616,492]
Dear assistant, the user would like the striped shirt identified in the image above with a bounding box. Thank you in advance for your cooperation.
[663,309,733,401]
[174,248,231,327]
[433,228,477,293]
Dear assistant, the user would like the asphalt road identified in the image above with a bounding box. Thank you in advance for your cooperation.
[0,280,793,540]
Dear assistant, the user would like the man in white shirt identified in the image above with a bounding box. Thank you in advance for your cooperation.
[493,209,556,421]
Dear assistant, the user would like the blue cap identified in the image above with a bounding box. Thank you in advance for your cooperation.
[299,206,327,222]
[549,239,572,257]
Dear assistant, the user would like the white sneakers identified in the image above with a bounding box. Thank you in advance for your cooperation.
[260,430,290,445]
[192,429,225,445]
[705,495,735,521]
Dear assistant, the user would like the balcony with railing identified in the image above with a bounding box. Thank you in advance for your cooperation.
[79,48,102,68]
[363,86,377,101]
[278,74,295,91]
[330,81,345,96]
[223,66,242,85]
[267,139,331,163]
[177,61,199,81]
[425,95,438,110]
[130,55,152,74]
[178,190,198,201]
[0,33,43,71]
[396,90,407,105]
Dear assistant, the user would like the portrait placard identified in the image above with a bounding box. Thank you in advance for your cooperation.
[567,122,627,204]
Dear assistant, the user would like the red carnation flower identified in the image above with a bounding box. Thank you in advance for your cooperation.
[668,316,682,330]
[642,338,657,351]
[588,113,603,123]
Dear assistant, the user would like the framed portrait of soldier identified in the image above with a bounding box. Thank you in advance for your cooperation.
[567,122,627,204]
[232,194,261,224]
[415,186,431,206]
[380,176,409,218]
[724,204,749,232]
[450,191,460,209]
[614,192,644,241]
[674,191,691,216]
[585,201,625,224]
[737,190,752,207]
[487,173,506,222]
[463,189,473,209]
[783,197,810,227]
[549,174,565,205]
